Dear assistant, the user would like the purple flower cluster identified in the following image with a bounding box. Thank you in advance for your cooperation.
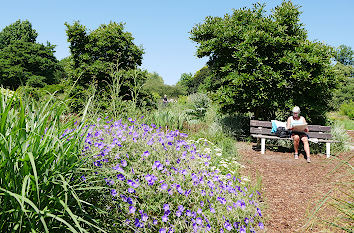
[79,117,264,232]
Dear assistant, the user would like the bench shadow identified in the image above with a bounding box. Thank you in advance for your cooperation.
[252,144,294,153]
[252,140,308,155]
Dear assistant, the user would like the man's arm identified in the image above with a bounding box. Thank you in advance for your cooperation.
[303,117,309,132]
[286,117,293,130]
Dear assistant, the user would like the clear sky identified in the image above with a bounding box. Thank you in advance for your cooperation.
[1,0,353,85]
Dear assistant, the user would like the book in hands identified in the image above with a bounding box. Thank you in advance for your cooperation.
[292,123,308,132]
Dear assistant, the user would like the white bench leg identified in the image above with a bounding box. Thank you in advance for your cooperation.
[326,142,331,158]
[261,138,265,154]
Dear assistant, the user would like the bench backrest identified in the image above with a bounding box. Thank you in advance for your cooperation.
[250,120,332,139]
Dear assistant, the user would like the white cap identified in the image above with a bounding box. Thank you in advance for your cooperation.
[292,106,300,113]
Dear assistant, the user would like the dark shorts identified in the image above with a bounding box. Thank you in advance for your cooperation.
[291,131,309,139]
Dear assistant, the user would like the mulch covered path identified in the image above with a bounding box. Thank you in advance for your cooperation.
[237,141,353,233]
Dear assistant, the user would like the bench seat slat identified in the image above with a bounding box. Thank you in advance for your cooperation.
[250,120,331,132]
[250,127,332,139]
[250,134,338,143]
[250,120,271,127]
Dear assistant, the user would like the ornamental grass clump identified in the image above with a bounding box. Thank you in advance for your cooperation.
[0,92,105,232]
[81,117,264,232]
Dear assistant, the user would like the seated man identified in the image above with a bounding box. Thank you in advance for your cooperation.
[286,106,311,163]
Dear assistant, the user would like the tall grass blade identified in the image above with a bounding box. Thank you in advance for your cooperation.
[28,152,40,208]
[0,188,49,233]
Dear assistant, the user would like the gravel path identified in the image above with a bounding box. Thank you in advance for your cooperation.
[237,141,353,232]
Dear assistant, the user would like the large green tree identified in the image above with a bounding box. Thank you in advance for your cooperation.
[143,72,185,98]
[177,67,211,95]
[0,20,59,89]
[65,21,144,87]
[190,1,337,124]
[335,45,353,66]
[0,20,38,49]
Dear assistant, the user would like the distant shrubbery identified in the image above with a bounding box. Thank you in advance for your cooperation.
[340,101,354,120]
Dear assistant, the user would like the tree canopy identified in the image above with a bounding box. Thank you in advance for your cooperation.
[177,66,211,95]
[190,1,337,123]
[143,72,185,98]
[335,45,353,66]
[0,20,38,49]
[65,21,144,87]
[0,20,59,89]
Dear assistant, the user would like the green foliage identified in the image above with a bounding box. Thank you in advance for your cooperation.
[143,72,165,98]
[0,92,104,232]
[340,101,354,119]
[220,113,251,139]
[144,72,186,98]
[149,108,188,130]
[0,41,59,90]
[190,1,337,124]
[193,66,211,93]
[0,20,38,49]
[16,83,68,103]
[327,111,354,130]
[177,68,210,94]
[65,21,144,88]
[0,20,59,90]
[330,122,351,153]
[335,44,353,66]
[331,75,354,111]
[0,87,15,99]
[185,93,211,119]
[177,72,193,94]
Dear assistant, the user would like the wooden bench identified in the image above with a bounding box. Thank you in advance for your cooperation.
[250,120,338,158]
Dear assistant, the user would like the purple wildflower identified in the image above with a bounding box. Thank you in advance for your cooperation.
[143,151,150,157]
[128,188,135,193]
[145,174,157,185]
[142,213,148,222]
[176,211,182,217]
[244,217,249,225]
[121,160,127,167]
[196,217,203,225]
[111,189,117,196]
[162,215,168,222]
[117,174,125,181]
[186,209,191,217]
[210,207,215,213]
[161,183,168,190]
[178,205,184,212]
[224,221,233,231]
[258,222,264,229]
[217,197,226,205]
[129,206,136,214]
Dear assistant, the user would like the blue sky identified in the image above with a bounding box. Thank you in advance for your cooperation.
[1,0,353,84]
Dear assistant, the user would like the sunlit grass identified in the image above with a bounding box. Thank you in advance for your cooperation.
[327,112,354,130]
[0,91,105,232]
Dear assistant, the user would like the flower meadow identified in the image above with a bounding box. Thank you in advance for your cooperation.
[68,117,265,232]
